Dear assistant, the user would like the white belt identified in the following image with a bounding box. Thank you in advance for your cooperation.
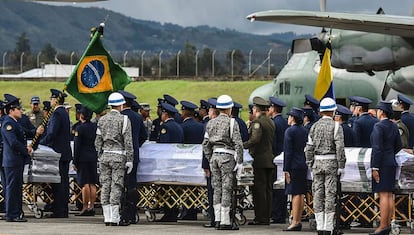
[314,154,336,160]
[213,148,235,155]
[104,150,126,155]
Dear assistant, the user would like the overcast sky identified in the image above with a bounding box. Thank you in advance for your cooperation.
[42,0,414,35]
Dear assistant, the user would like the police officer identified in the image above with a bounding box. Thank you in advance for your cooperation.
[199,99,210,124]
[304,94,320,121]
[180,101,204,144]
[390,100,410,149]
[335,104,355,147]
[73,106,98,216]
[232,102,249,142]
[139,103,152,140]
[179,100,204,220]
[370,101,402,235]
[202,98,218,228]
[163,94,182,124]
[118,90,147,225]
[203,94,243,230]
[303,107,316,132]
[352,96,378,147]
[95,92,133,226]
[1,95,32,222]
[397,94,414,148]
[305,98,346,235]
[283,107,307,231]
[26,96,43,128]
[156,102,184,222]
[268,96,289,224]
[244,97,275,226]
[348,96,358,128]
[39,89,72,218]
[149,98,164,141]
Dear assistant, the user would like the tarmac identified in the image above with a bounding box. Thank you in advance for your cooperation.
[0,208,412,235]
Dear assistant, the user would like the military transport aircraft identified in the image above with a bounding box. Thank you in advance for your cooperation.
[247,2,414,112]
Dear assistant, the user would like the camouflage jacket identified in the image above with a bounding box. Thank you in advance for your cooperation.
[203,113,243,164]
[95,109,133,163]
[305,116,346,169]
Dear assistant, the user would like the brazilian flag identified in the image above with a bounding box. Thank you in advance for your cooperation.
[65,25,131,113]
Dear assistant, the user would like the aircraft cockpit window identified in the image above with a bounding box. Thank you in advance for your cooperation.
[285,81,290,95]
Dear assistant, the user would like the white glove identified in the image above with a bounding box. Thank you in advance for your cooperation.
[125,162,133,174]
[233,163,243,178]
[337,168,345,176]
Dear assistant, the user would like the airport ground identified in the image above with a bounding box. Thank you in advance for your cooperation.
[0,207,412,235]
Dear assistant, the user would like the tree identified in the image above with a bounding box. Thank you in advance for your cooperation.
[41,43,57,63]
[15,32,31,54]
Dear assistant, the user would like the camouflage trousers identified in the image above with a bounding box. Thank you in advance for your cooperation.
[100,158,126,205]
[311,159,338,213]
[210,152,236,208]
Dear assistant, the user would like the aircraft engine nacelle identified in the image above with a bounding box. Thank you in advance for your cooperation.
[330,30,414,72]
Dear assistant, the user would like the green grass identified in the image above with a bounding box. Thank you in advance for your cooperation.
[0,80,269,121]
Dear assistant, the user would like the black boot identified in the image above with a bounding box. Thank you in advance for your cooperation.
[317,231,324,235]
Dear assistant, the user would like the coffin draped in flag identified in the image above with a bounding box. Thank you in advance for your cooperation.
[313,42,335,101]
[65,25,131,113]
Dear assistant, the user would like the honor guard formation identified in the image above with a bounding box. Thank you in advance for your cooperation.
[1,90,414,235]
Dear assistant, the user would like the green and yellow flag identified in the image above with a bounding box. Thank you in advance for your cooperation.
[65,25,131,113]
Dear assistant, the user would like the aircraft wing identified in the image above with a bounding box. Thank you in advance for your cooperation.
[247,10,414,38]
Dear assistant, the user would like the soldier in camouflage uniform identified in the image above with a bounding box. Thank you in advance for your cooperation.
[203,95,243,230]
[95,92,133,226]
[305,98,346,235]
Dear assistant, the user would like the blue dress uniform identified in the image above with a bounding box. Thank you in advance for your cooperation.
[232,102,249,142]
[163,94,182,124]
[40,89,72,218]
[302,107,316,132]
[398,94,414,148]
[180,101,204,144]
[118,90,148,224]
[304,94,320,122]
[370,102,402,193]
[283,108,308,195]
[352,97,378,147]
[1,97,29,222]
[156,103,184,222]
[336,104,355,147]
[4,95,36,140]
[268,96,289,223]
[149,98,164,141]
[200,100,210,124]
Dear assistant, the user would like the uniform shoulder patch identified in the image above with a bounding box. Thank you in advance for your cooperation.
[6,125,12,131]
[161,128,167,134]
[253,123,260,129]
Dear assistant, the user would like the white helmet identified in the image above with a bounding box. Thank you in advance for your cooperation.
[108,92,126,106]
[319,97,337,112]
[216,95,234,109]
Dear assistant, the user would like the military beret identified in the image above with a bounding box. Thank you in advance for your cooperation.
[304,94,320,107]
[50,89,67,99]
[253,96,269,107]
[336,104,352,116]
[118,90,136,101]
[288,107,304,120]
[180,100,198,111]
[269,96,286,107]
[397,94,414,105]
[161,102,178,114]
[163,94,178,106]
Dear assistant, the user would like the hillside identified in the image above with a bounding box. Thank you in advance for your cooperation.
[0,0,310,54]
